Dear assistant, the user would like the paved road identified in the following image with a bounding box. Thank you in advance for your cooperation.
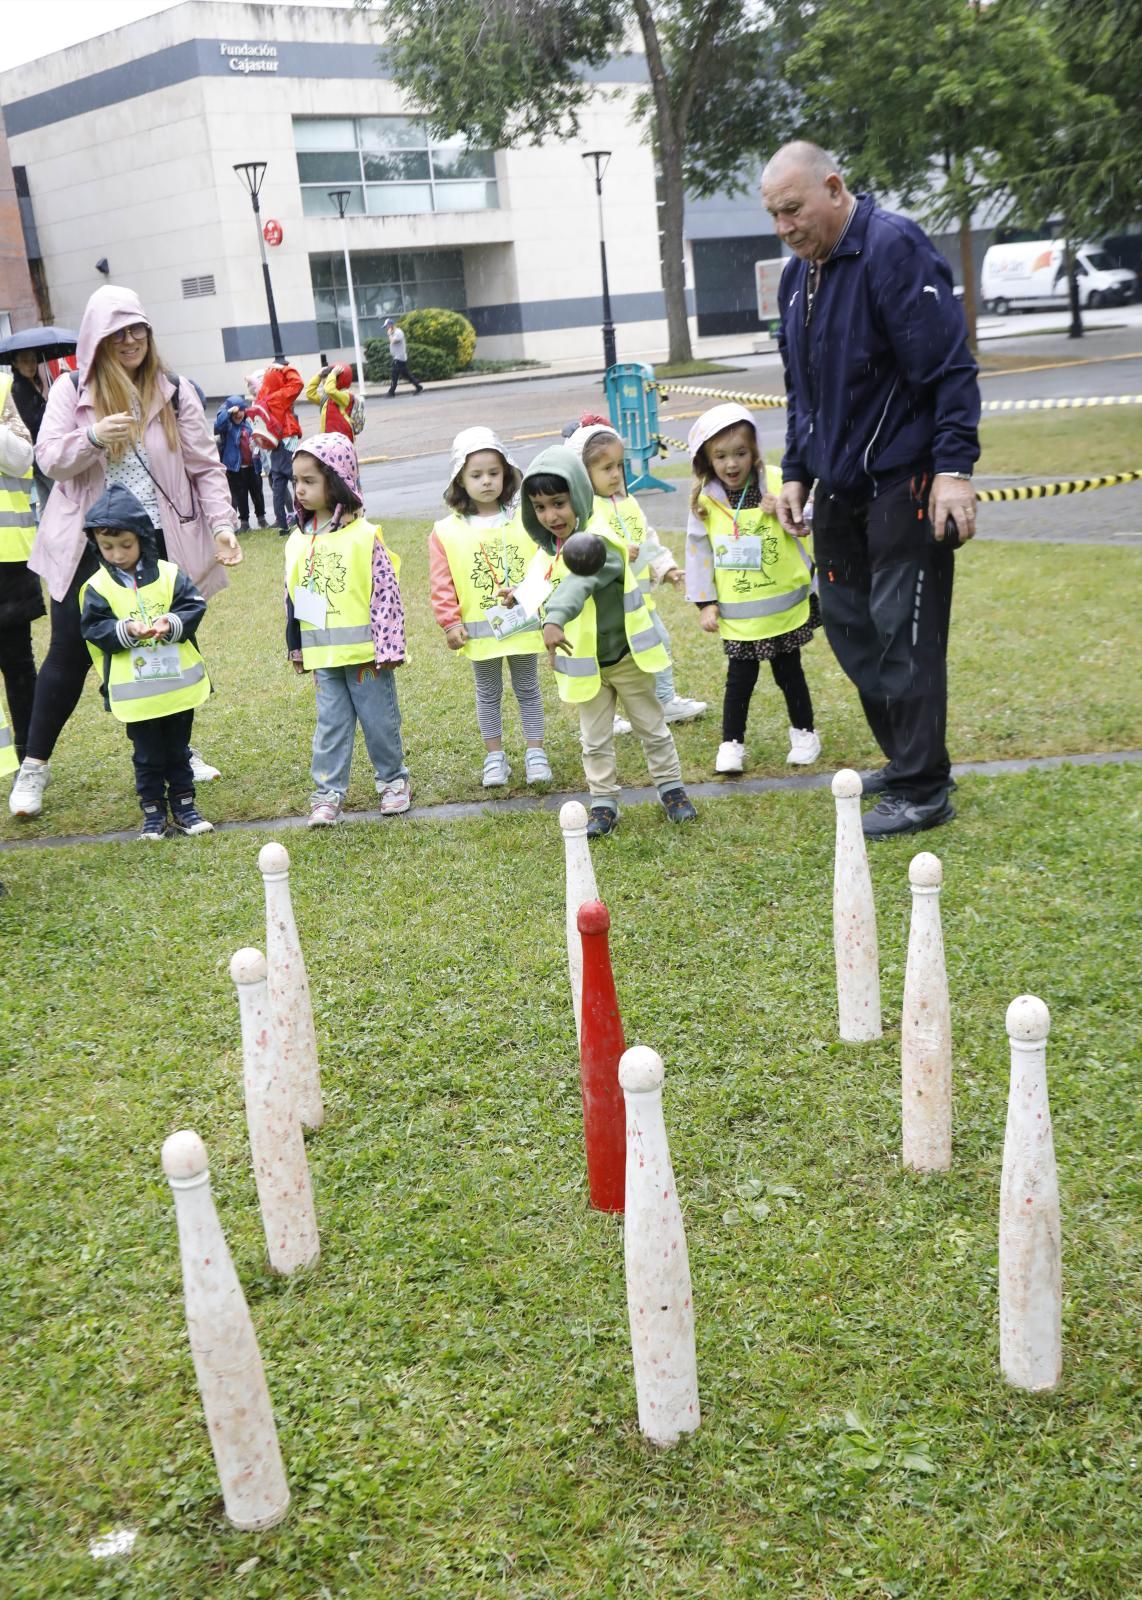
[353,317,1142,543]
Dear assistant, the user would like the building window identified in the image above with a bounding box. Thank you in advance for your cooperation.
[309,250,467,348]
[294,117,497,217]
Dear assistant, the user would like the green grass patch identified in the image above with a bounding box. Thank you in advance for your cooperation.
[654,361,745,379]
[2,530,1138,843]
[978,406,1141,477]
[1,764,1138,1597]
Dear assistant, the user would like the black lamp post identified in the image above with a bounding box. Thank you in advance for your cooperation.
[233,161,285,361]
[582,150,617,371]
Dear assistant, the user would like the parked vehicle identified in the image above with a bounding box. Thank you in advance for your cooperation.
[980,239,1136,314]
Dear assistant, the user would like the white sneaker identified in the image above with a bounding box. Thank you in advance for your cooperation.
[189,750,221,783]
[663,695,708,724]
[482,751,511,787]
[9,759,49,817]
[786,726,822,765]
[524,747,552,783]
[613,715,632,736]
[715,740,745,775]
[379,776,412,815]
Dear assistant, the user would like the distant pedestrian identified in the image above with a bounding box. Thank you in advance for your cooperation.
[383,318,423,396]
[304,362,356,438]
[213,396,267,531]
[251,356,304,535]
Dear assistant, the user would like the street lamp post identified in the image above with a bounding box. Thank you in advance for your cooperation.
[328,189,366,388]
[582,151,617,371]
[233,161,285,362]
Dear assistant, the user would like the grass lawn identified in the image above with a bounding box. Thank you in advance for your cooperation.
[1,521,1139,843]
[1,762,1138,1598]
[654,361,745,379]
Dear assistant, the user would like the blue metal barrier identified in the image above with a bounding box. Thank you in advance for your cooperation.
[604,363,675,493]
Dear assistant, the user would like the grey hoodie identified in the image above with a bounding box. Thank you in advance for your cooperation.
[521,445,628,662]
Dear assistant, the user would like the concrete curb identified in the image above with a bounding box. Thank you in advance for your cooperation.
[2,749,1138,855]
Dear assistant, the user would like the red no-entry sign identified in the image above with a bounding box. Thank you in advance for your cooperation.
[263,219,283,247]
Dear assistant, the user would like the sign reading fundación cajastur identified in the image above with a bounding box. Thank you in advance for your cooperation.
[219,42,280,75]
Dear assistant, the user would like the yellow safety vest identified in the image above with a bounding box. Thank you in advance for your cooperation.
[700,465,813,642]
[0,374,35,563]
[544,518,669,704]
[285,516,399,671]
[80,561,211,724]
[0,698,17,776]
[593,493,664,615]
[433,509,543,660]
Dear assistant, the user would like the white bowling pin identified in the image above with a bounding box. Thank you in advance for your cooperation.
[832,770,882,1041]
[161,1130,290,1530]
[560,801,599,1045]
[901,852,952,1171]
[258,842,323,1130]
[231,948,319,1275]
[1000,996,1062,1391]
[618,1046,699,1447]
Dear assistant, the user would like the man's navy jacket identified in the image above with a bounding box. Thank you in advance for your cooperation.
[777,193,980,496]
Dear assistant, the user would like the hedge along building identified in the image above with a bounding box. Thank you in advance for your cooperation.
[0,0,742,397]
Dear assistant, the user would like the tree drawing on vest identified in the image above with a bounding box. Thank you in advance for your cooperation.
[468,546,527,610]
[307,548,348,609]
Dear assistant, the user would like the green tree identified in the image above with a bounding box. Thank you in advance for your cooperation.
[782,0,1105,348]
[361,1,795,364]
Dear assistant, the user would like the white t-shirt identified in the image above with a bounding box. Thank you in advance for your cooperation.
[387,327,407,362]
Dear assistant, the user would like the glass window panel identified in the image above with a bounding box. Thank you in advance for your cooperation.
[413,279,466,310]
[407,249,463,283]
[429,147,494,181]
[296,151,362,183]
[301,187,364,217]
[317,320,342,348]
[432,180,498,212]
[294,117,357,151]
[363,150,430,183]
[365,183,434,216]
[358,116,427,152]
[309,256,334,289]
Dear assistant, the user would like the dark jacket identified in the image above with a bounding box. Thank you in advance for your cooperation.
[777,193,980,496]
[213,395,257,474]
[11,371,46,441]
[79,485,206,707]
[520,446,629,666]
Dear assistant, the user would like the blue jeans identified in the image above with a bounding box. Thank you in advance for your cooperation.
[311,665,407,802]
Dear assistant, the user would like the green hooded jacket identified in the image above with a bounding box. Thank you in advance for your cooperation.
[520,445,630,667]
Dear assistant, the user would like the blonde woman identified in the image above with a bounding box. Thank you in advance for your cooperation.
[10,285,240,818]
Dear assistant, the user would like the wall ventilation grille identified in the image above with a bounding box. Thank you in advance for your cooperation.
[181,275,216,299]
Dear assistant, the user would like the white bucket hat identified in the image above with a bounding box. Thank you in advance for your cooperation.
[447,426,521,488]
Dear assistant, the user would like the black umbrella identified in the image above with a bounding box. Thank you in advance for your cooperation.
[0,326,79,362]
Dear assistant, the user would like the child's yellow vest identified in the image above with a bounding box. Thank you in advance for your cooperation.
[80,561,210,723]
[285,516,399,670]
[433,509,543,660]
[545,517,669,704]
[699,465,813,642]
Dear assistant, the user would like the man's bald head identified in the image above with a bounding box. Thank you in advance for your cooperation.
[761,142,853,263]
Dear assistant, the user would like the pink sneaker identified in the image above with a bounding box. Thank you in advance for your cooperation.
[307,797,342,827]
[378,777,411,816]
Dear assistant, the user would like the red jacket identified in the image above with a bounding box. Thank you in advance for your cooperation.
[255,364,303,441]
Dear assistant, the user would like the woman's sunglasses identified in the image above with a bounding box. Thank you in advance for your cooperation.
[110,323,149,344]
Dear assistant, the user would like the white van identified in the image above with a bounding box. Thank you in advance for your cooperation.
[980,239,1136,314]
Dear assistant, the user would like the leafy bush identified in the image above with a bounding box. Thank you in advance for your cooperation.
[399,308,477,370]
[363,338,455,384]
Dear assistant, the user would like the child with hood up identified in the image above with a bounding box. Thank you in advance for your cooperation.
[213,395,267,531]
[521,444,697,838]
[79,484,213,839]
[304,363,357,440]
[685,403,822,774]
[429,426,550,787]
[284,433,410,826]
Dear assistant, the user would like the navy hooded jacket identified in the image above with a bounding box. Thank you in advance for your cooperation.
[777,194,980,496]
[213,395,256,474]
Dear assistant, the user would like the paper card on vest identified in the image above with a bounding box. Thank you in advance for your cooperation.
[713,535,762,569]
[513,552,553,617]
[131,643,182,681]
[293,586,327,627]
[485,602,539,639]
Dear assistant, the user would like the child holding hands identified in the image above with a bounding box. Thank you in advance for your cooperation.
[686,404,821,774]
[284,433,410,826]
[428,427,551,786]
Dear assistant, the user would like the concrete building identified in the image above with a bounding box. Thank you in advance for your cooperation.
[0,109,44,336]
[0,0,702,394]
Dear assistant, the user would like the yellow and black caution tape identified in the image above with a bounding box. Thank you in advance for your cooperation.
[975,470,1141,501]
[649,378,1142,414]
[656,433,690,455]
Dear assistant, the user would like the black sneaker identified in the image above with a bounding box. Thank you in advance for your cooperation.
[863,792,955,839]
[169,798,214,836]
[661,786,698,823]
[860,768,958,797]
[586,805,619,838]
[139,803,168,842]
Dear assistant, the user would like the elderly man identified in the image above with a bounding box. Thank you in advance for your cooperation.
[762,141,979,837]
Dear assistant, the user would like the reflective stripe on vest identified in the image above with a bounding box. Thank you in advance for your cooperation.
[80,560,212,724]
[703,465,811,642]
[0,467,35,561]
[0,714,16,776]
[598,494,659,614]
[434,511,544,661]
[547,518,669,703]
[286,517,387,669]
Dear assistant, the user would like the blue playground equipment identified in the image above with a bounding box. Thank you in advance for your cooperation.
[604,363,675,493]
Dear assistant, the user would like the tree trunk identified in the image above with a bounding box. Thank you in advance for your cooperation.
[958,207,978,354]
[631,0,692,364]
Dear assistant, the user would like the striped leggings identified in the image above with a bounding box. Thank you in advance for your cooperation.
[471,654,545,743]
